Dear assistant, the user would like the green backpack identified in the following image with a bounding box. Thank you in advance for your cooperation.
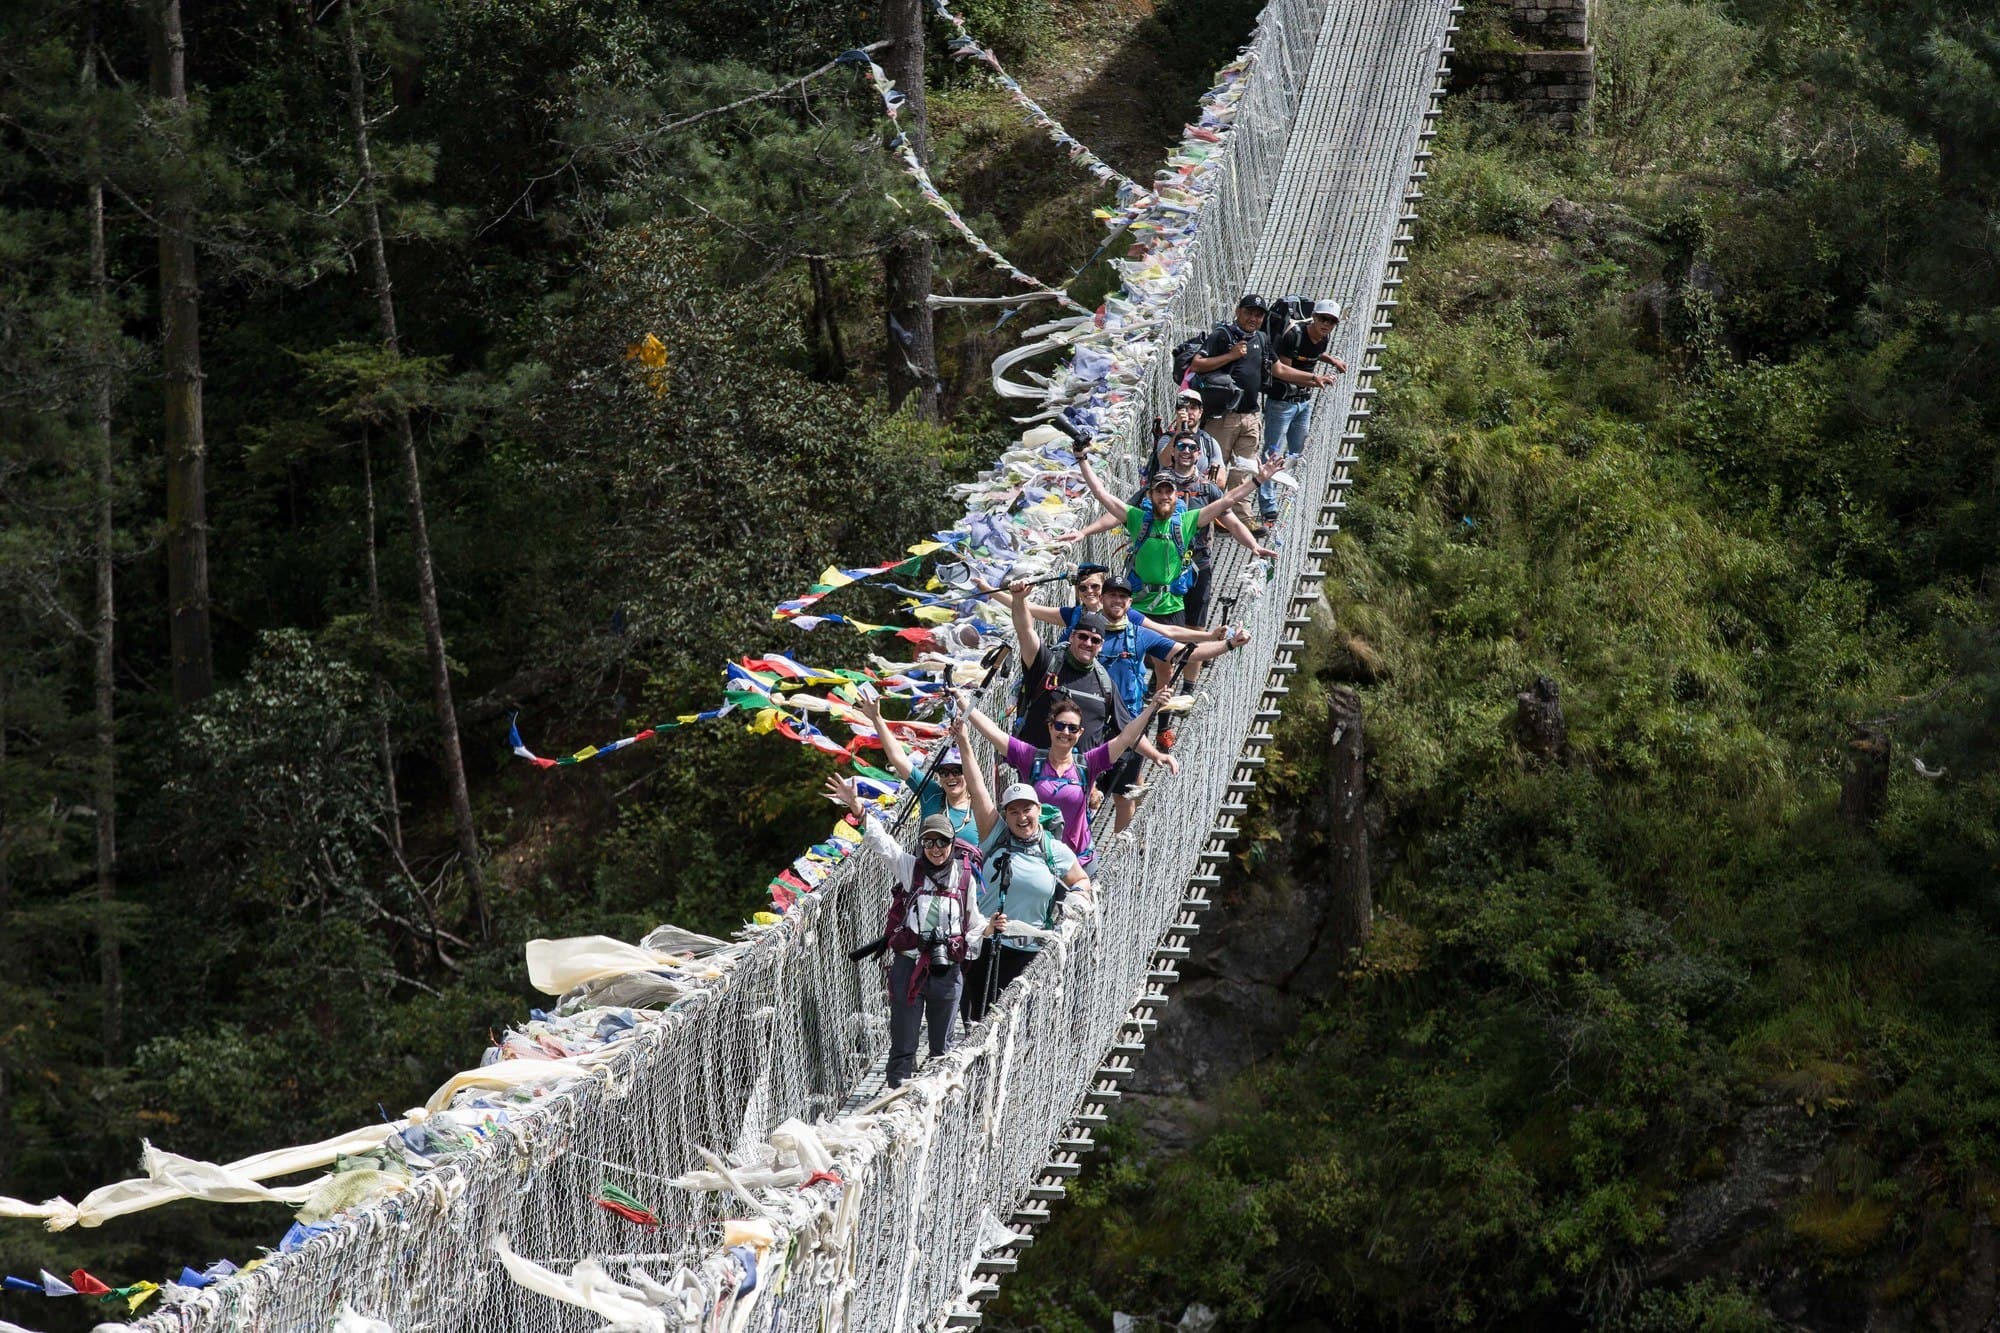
[1128,505,1196,597]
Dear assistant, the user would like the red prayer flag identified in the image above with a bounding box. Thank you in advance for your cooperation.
[69,1271,113,1296]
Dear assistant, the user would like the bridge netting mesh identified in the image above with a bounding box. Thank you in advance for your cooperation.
[121,0,1450,1327]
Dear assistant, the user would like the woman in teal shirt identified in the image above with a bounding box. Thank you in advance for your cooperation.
[961,782,1091,1024]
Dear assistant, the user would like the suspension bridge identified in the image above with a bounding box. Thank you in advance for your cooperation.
[99,0,1459,1327]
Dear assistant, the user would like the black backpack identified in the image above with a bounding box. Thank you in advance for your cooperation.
[1265,294,1313,344]
[1170,333,1205,388]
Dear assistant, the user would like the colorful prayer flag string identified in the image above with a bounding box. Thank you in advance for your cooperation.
[837,51,1093,316]
[928,0,1151,205]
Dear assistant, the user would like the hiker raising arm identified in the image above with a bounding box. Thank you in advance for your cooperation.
[1200,454,1287,526]
[952,713,999,843]
[1064,491,1275,561]
[858,695,984,842]
[1076,448,1282,536]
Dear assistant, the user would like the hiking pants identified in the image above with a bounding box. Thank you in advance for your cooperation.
[886,954,961,1088]
[959,945,1036,1025]
[1207,410,1264,524]
[1260,397,1312,518]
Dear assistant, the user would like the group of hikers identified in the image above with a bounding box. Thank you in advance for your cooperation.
[827,293,1348,1088]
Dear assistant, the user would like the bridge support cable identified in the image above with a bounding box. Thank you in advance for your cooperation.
[119,1,1452,1329]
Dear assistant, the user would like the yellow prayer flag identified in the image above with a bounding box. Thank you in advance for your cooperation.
[817,566,856,589]
[570,746,600,762]
[126,1282,160,1313]
[752,911,782,926]
[830,819,861,843]
[748,709,782,735]
[906,540,946,557]
[910,605,957,625]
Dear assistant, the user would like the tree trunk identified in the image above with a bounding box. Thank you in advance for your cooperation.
[881,0,936,418]
[1840,725,1891,828]
[1326,686,1372,957]
[360,432,403,855]
[807,255,848,382]
[340,0,486,934]
[1515,674,1567,763]
[88,153,123,1063]
[147,0,213,708]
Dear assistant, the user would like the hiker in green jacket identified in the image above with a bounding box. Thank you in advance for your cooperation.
[1075,450,1282,626]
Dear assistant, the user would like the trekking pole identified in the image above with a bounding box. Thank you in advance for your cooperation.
[890,642,1014,835]
[982,857,1011,1017]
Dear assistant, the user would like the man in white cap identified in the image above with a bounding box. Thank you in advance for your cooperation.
[960,781,1091,1023]
[1259,298,1349,527]
[1151,387,1224,482]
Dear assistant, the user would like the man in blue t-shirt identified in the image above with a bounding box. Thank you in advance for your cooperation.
[1087,574,1248,828]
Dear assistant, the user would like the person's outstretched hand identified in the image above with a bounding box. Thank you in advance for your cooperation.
[822,774,865,819]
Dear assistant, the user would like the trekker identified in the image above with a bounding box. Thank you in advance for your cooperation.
[1151,389,1224,481]
[960,781,1091,1024]
[1259,299,1348,524]
[963,683,1172,863]
[857,702,990,841]
[1075,451,1284,626]
[826,775,1001,1088]
[1187,294,1272,524]
[1070,434,1276,627]
[1092,576,1248,826]
[1005,581,1132,749]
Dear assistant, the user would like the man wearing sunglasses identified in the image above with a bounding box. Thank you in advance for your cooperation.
[1259,298,1348,528]
[1006,588,1131,754]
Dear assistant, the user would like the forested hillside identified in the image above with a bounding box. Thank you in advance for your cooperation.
[996,0,2000,1328]
[1,0,1996,1325]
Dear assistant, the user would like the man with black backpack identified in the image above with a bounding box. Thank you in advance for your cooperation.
[1186,294,1273,526]
[828,775,1002,1088]
[1005,585,1138,752]
[1258,298,1349,525]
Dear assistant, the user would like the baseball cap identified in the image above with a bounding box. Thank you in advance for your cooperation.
[1175,386,1203,404]
[919,813,957,840]
[1149,472,1179,492]
[999,782,1040,809]
[1074,563,1110,585]
[934,746,963,770]
[1100,574,1134,596]
[1072,610,1110,635]
[1238,293,1269,312]
[1312,299,1343,321]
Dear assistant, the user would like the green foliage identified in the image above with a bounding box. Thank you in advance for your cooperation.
[998,0,2000,1325]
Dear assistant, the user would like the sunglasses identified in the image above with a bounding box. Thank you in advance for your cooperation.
[936,766,964,778]
[919,834,953,848]
[1070,632,1102,644]
[1049,720,1083,734]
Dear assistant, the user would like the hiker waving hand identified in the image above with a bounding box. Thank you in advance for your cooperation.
[1074,451,1283,626]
